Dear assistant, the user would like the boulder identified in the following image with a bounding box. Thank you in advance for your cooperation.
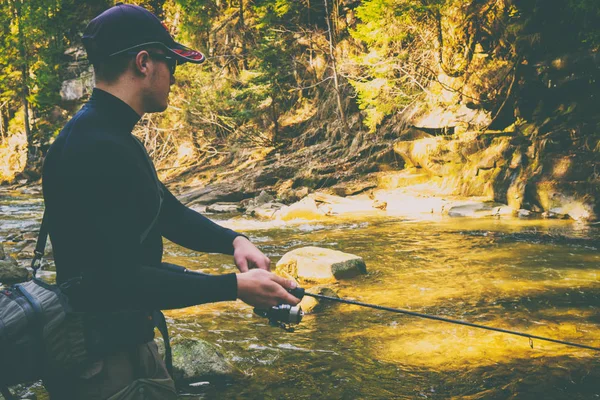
[0,256,29,284]
[299,286,340,313]
[276,247,367,283]
[156,338,240,384]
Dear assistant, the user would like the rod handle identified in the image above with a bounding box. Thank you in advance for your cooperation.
[288,286,305,300]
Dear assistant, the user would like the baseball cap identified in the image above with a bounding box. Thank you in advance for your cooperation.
[82,3,205,65]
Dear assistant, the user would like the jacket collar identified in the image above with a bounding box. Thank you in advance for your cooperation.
[86,88,141,133]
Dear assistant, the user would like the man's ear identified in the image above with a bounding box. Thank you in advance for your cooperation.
[134,51,151,76]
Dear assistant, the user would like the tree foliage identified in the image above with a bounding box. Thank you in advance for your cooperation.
[1,0,599,180]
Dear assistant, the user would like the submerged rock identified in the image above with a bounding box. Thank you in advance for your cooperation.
[156,338,240,383]
[276,247,367,283]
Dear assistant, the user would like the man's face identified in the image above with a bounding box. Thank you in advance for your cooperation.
[142,51,176,113]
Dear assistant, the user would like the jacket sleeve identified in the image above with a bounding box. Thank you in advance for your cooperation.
[158,183,243,255]
[68,139,237,311]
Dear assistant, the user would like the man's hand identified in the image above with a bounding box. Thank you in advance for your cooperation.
[233,236,270,272]
[236,269,300,308]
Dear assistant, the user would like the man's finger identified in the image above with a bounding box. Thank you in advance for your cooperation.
[281,290,301,305]
[236,256,249,272]
[256,256,271,270]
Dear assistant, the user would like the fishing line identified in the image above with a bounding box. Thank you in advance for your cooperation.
[304,291,600,352]
[256,288,600,352]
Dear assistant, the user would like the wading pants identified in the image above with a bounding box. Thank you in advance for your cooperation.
[44,341,177,400]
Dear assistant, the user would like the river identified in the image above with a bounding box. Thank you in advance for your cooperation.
[1,187,599,399]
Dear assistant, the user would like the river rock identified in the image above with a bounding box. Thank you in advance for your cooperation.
[247,202,285,219]
[0,256,29,283]
[247,190,275,208]
[300,286,340,313]
[373,189,448,215]
[273,198,329,221]
[16,241,37,259]
[447,202,513,218]
[535,182,595,221]
[156,338,240,383]
[180,183,251,206]
[311,192,377,215]
[19,185,42,196]
[0,243,6,260]
[22,231,38,241]
[275,247,367,283]
[205,202,240,213]
[6,232,24,242]
[518,209,532,218]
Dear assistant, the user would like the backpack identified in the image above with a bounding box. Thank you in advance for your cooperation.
[0,212,173,400]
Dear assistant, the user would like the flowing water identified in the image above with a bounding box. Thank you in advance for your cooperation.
[1,187,599,399]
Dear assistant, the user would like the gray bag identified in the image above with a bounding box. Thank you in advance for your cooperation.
[0,277,82,398]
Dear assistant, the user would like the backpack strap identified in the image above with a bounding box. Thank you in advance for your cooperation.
[30,210,49,278]
[152,310,173,378]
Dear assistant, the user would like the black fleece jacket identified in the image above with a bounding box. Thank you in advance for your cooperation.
[42,88,239,312]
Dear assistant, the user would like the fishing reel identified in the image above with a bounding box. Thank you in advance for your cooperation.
[254,287,306,332]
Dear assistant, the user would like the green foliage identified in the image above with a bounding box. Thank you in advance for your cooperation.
[0,0,109,155]
[1,0,598,176]
[349,0,435,132]
[568,0,600,46]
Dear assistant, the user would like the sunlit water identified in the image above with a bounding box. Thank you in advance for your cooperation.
[1,188,599,399]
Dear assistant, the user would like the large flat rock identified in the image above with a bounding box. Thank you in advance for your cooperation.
[276,246,367,283]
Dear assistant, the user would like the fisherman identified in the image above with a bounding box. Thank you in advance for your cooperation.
[41,4,299,399]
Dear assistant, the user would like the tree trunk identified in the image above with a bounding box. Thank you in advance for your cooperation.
[0,102,7,143]
[270,98,279,144]
[323,0,348,132]
[239,0,248,70]
[14,0,34,164]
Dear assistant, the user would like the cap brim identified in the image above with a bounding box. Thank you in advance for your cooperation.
[168,43,205,64]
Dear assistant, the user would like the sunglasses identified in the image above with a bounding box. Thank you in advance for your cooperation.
[126,51,177,75]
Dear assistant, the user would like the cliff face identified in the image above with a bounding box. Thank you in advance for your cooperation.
[171,45,600,221]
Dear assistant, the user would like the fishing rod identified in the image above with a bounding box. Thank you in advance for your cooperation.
[254,287,600,352]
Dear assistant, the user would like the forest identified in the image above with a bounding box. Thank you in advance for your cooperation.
[1,0,600,219]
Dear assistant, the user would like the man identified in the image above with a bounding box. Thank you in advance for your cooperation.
[41,3,299,399]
